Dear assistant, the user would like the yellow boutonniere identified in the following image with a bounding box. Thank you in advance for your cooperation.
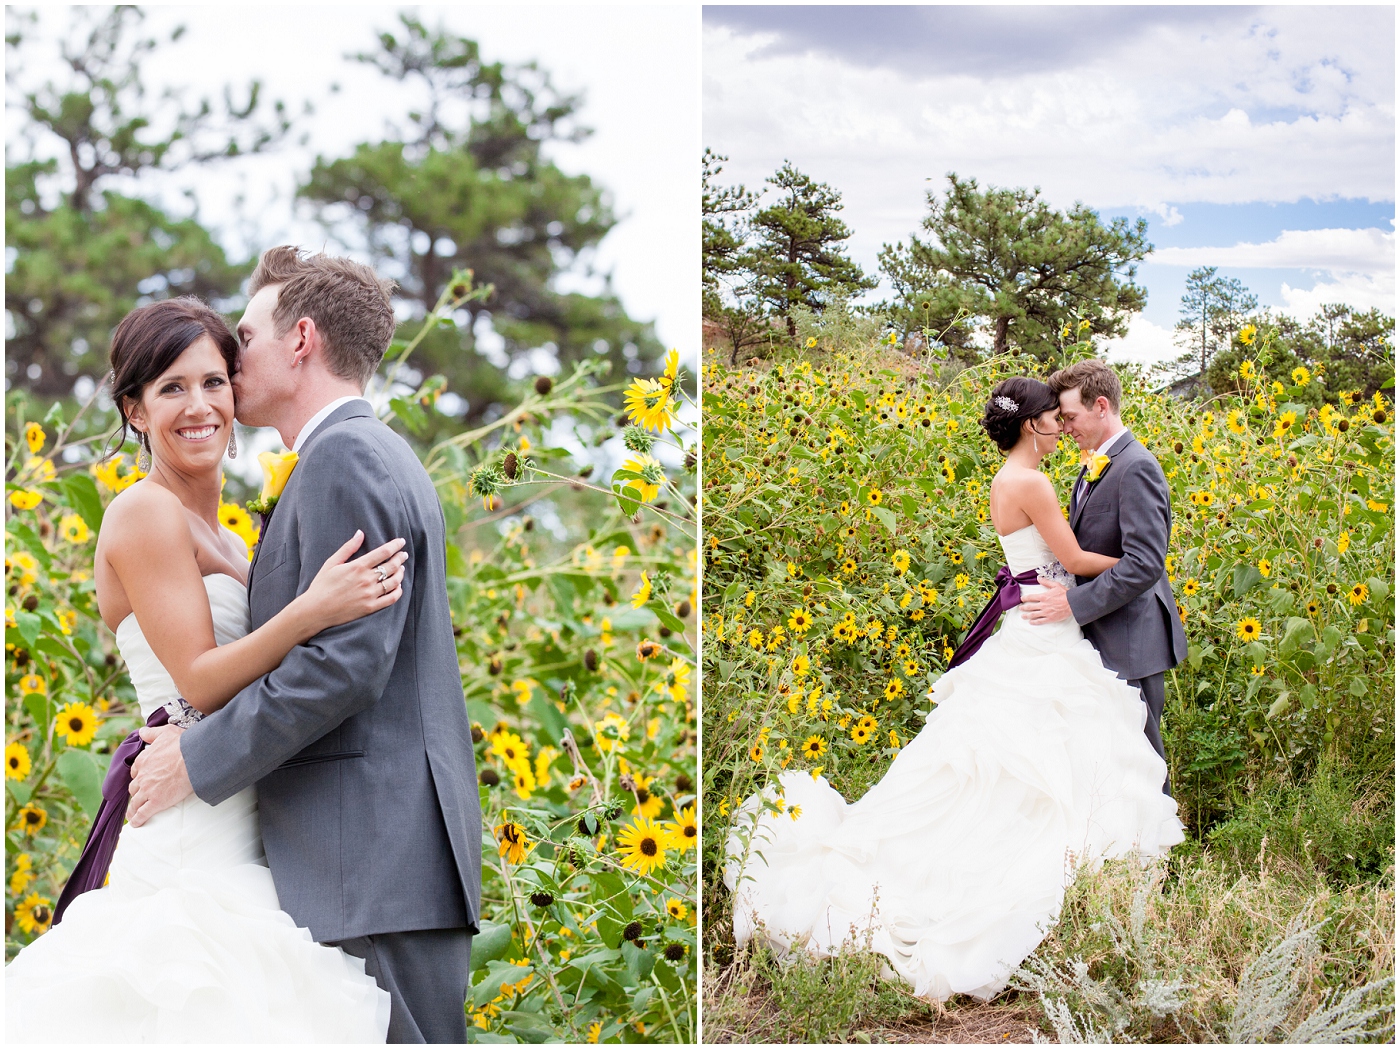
[1085,453,1112,484]
[247,450,299,515]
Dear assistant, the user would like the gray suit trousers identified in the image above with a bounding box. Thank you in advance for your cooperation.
[1128,673,1170,797]
[333,928,473,1043]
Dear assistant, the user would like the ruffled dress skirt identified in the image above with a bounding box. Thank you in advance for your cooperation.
[6,786,390,1043]
[724,599,1184,1002]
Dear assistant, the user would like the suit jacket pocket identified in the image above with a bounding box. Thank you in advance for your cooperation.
[277,750,365,769]
[255,542,291,579]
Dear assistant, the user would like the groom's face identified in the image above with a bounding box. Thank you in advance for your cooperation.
[1057,387,1105,451]
[233,285,299,427]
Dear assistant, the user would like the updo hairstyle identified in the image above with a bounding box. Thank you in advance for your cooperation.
[104,297,240,461]
[980,376,1061,453]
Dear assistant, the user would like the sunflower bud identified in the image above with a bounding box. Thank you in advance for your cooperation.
[664,943,687,962]
[534,376,553,396]
[502,452,519,480]
[22,595,38,611]
[675,774,693,793]
[675,599,691,618]
[623,921,643,942]
[530,891,555,908]
[480,769,500,786]
[471,724,484,743]
[1338,418,1350,432]
[585,649,599,672]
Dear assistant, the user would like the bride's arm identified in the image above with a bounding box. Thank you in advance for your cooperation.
[102,485,407,713]
[1011,472,1120,577]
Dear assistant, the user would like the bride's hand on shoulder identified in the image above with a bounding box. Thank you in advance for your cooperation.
[296,531,408,634]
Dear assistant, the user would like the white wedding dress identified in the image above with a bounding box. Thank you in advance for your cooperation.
[725,524,1184,1002]
[6,573,390,1043]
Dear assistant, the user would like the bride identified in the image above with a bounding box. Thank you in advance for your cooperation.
[725,375,1184,1002]
[7,297,404,1041]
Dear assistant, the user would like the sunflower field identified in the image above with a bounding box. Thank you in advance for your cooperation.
[6,293,699,1043]
[700,330,1394,960]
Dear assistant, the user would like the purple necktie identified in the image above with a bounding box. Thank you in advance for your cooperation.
[52,706,171,925]
[947,566,1042,669]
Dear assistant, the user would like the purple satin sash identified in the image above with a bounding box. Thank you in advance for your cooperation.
[947,566,1042,669]
[53,706,170,925]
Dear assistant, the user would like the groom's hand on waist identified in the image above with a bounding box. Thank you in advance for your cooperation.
[1022,579,1073,624]
[128,724,193,826]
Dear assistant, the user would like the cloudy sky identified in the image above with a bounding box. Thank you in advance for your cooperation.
[704,5,1395,365]
[10,4,699,360]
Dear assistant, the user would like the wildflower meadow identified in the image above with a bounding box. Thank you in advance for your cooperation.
[701,327,1393,1042]
[6,288,699,1043]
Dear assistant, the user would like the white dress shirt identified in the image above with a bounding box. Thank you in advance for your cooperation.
[1075,426,1130,507]
[292,396,369,454]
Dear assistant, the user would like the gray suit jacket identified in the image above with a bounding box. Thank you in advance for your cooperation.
[1065,429,1188,681]
[181,401,481,943]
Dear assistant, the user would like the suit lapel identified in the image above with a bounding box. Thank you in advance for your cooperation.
[1071,429,1135,530]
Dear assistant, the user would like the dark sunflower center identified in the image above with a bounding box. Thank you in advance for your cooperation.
[683,825,696,838]
[640,837,657,857]
[33,904,50,923]
[8,756,18,768]
[25,811,40,824]
[69,717,83,731]
[636,788,650,803]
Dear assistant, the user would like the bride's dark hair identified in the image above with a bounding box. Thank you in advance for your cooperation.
[981,377,1060,453]
[103,297,240,462]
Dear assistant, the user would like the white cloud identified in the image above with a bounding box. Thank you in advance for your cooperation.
[1152,228,1395,273]
[1278,272,1397,319]
[704,9,1393,294]
[1100,315,1181,369]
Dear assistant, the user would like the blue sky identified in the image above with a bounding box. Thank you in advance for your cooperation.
[704,5,1395,364]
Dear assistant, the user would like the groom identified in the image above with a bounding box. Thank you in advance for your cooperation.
[1020,359,1186,795]
[129,246,482,1042]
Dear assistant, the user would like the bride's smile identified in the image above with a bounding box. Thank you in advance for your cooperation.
[126,334,235,480]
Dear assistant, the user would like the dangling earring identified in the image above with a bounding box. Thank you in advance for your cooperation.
[136,431,151,473]
[227,425,238,460]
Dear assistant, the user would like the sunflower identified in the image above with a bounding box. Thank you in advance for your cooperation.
[594,712,630,753]
[1291,366,1311,386]
[490,730,531,772]
[15,892,52,936]
[619,453,664,502]
[749,744,764,763]
[586,1021,602,1043]
[9,853,33,895]
[801,735,826,758]
[631,571,652,609]
[841,559,856,575]
[884,678,904,701]
[1338,531,1351,555]
[903,659,920,677]
[53,702,99,747]
[1182,578,1200,596]
[666,804,697,852]
[851,724,872,745]
[216,501,252,534]
[1235,617,1262,641]
[623,377,676,433]
[892,550,910,575]
[791,654,810,677]
[17,803,46,835]
[9,489,42,511]
[657,658,691,703]
[1348,583,1369,606]
[1257,558,1271,578]
[856,715,878,733]
[1239,360,1256,380]
[787,607,813,634]
[6,742,31,780]
[666,898,689,921]
[1227,409,1247,434]
[496,821,529,865]
[616,817,670,876]
[866,488,883,506]
[512,765,536,801]
[17,673,46,697]
[1306,600,1320,616]
[59,514,91,544]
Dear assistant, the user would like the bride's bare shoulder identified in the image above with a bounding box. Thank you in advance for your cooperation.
[99,481,193,556]
[992,464,1053,494]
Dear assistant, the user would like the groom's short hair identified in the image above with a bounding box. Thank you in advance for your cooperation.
[1049,359,1121,413]
[249,246,397,388]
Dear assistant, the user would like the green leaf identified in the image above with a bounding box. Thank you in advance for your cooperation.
[15,611,41,650]
[1232,564,1263,599]
[621,940,655,983]
[473,959,533,1008]
[1278,617,1313,658]
[57,748,103,819]
[1266,693,1291,720]
[611,482,641,518]
[1364,576,1389,604]
[1187,644,1204,671]
[871,506,896,533]
[526,693,567,746]
[388,396,429,436]
[60,472,105,532]
[7,778,33,806]
[652,603,687,635]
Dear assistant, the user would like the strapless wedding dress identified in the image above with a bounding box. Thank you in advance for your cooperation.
[725,525,1184,1001]
[6,573,390,1043]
